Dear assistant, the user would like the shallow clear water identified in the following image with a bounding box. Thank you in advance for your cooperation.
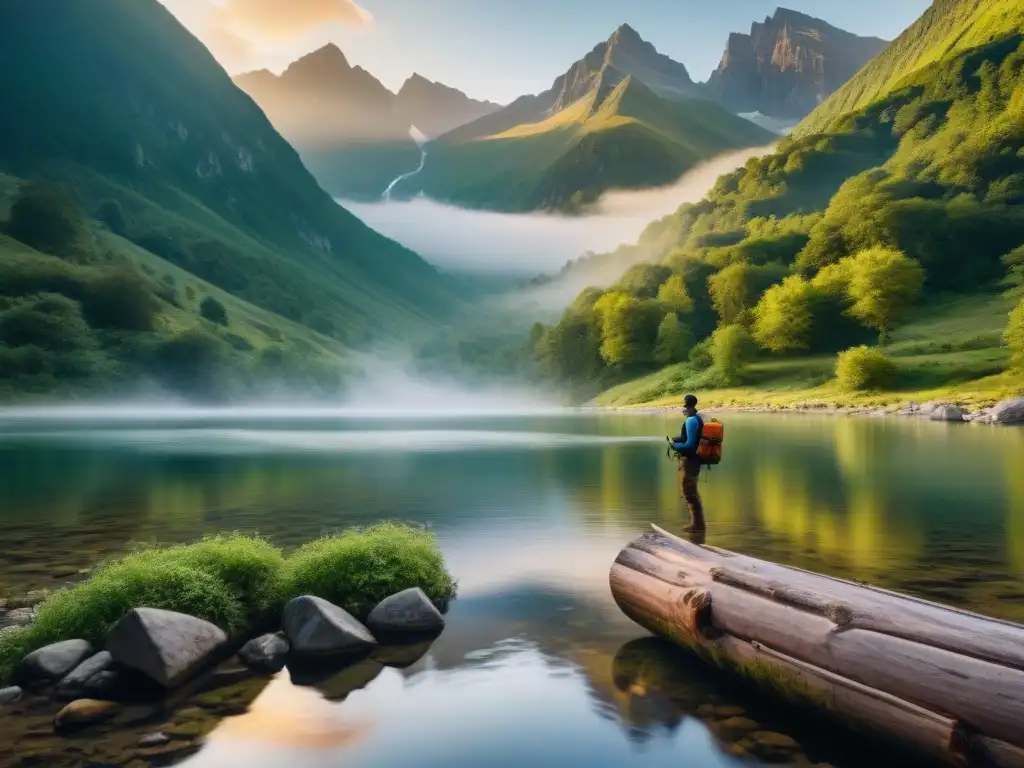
[1,409,1022,767]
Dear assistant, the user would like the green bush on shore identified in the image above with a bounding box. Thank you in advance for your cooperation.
[836,346,899,392]
[284,523,458,619]
[0,524,455,684]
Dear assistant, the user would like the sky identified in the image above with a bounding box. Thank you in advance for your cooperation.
[159,0,931,104]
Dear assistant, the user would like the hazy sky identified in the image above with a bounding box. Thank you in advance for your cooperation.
[159,0,930,104]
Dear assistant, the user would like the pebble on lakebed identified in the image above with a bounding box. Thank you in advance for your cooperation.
[2,588,446,748]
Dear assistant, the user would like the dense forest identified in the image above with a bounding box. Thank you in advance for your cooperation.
[531,16,1024,402]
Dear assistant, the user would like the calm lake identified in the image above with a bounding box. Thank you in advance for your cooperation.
[1,408,1023,767]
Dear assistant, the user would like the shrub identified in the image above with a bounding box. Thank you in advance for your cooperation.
[150,329,230,398]
[688,338,713,369]
[283,523,457,619]
[0,534,285,683]
[835,346,898,391]
[6,181,87,258]
[0,293,94,352]
[200,296,228,326]
[710,324,753,386]
[82,269,159,331]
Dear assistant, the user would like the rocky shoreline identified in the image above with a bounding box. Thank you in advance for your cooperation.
[0,588,445,762]
[609,395,1024,425]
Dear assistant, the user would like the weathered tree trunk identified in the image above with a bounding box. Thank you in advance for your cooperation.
[609,525,1024,768]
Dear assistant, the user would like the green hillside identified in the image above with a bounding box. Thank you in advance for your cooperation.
[797,0,1024,136]
[530,2,1024,404]
[0,0,462,400]
[405,73,772,213]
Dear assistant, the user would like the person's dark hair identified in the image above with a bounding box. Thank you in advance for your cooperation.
[684,394,698,409]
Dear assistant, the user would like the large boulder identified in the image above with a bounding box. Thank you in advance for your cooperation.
[56,651,115,701]
[990,397,1024,425]
[282,596,376,658]
[930,405,967,422]
[105,608,228,688]
[366,588,445,635]
[17,639,93,686]
[238,633,289,673]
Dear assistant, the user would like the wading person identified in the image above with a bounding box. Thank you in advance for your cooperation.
[669,394,705,533]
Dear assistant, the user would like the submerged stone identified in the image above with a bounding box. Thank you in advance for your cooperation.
[238,632,289,673]
[18,639,93,685]
[138,732,171,748]
[106,607,228,688]
[282,596,377,657]
[54,699,121,731]
[367,588,445,635]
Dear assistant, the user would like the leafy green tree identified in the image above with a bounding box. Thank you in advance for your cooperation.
[710,324,752,386]
[1006,297,1024,370]
[846,248,924,344]
[835,346,898,391]
[707,262,788,325]
[657,274,693,314]
[613,264,672,299]
[654,313,693,365]
[200,296,229,327]
[7,181,86,258]
[593,291,662,368]
[752,276,817,352]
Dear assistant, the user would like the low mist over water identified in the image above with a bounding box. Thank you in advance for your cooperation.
[342,144,776,277]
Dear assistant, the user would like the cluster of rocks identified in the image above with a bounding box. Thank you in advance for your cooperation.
[632,395,1024,425]
[0,587,445,734]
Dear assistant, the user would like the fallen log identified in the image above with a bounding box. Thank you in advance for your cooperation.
[609,525,1024,768]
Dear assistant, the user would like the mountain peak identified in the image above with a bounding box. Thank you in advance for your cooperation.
[284,43,351,80]
[707,10,888,119]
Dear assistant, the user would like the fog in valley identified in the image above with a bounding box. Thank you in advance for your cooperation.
[343,143,777,280]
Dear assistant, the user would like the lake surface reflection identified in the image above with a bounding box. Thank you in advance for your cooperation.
[1,409,1022,767]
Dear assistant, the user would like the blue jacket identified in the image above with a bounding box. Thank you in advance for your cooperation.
[672,414,703,455]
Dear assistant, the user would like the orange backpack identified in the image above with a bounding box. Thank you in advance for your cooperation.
[695,418,724,466]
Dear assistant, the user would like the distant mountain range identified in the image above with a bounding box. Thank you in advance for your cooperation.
[236,9,886,209]
[235,47,500,199]
[390,24,773,212]
[707,8,887,120]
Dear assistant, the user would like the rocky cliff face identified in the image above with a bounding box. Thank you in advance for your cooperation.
[707,8,887,119]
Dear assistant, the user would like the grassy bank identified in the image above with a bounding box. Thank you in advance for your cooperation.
[595,293,1023,410]
[0,523,456,684]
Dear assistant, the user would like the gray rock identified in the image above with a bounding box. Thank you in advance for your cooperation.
[990,397,1024,425]
[0,685,22,708]
[5,607,36,626]
[138,731,171,748]
[931,405,967,422]
[918,401,941,416]
[18,639,93,685]
[81,669,124,699]
[282,596,377,657]
[106,608,228,688]
[238,633,289,672]
[56,651,115,701]
[367,588,445,635]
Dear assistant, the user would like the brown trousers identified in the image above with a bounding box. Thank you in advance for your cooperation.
[678,456,705,530]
